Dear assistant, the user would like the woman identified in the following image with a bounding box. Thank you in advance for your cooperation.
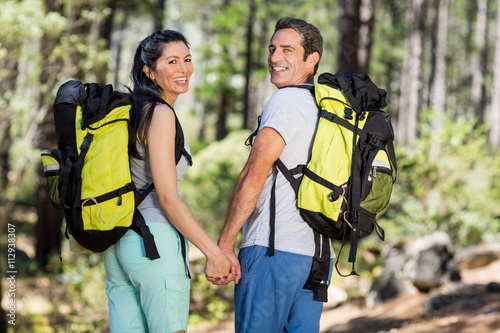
[103,30,233,333]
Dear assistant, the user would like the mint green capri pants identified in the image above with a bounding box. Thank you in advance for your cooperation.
[103,222,190,333]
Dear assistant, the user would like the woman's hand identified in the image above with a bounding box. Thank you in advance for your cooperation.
[204,249,234,284]
[207,247,241,286]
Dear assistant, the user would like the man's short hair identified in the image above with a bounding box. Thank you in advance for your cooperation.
[272,17,323,74]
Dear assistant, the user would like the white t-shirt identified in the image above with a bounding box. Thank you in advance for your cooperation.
[240,86,320,257]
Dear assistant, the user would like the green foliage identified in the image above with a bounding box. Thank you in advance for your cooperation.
[0,1,50,48]
[182,130,251,236]
[384,109,500,248]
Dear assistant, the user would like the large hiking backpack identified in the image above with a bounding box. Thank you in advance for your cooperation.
[250,72,397,302]
[41,80,192,261]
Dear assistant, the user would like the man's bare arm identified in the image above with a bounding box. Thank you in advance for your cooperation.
[217,127,286,283]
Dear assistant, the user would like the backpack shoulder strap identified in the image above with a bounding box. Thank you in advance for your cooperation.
[274,159,303,193]
[150,99,193,166]
[173,110,193,166]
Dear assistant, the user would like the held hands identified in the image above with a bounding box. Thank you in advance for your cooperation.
[205,247,241,286]
[219,248,241,285]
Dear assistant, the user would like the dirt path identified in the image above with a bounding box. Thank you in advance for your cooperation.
[320,258,500,333]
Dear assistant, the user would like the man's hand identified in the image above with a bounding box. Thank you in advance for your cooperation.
[208,248,241,286]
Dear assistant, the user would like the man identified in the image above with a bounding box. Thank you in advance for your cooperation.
[216,17,330,333]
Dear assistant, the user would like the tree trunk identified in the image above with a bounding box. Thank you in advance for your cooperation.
[0,53,18,195]
[489,0,500,148]
[431,0,449,113]
[111,14,129,87]
[99,0,118,49]
[358,0,375,73]
[153,0,165,32]
[424,0,437,107]
[216,89,230,140]
[34,0,66,272]
[338,0,374,72]
[242,0,256,130]
[0,122,12,195]
[429,0,448,144]
[397,0,425,147]
[338,0,361,71]
[36,174,61,271]
[469,0,489,121]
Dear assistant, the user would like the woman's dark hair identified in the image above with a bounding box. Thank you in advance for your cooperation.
[129,30,190,159]
[272,17,323,75]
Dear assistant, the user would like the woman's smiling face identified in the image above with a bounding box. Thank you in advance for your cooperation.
[145,41,193,104]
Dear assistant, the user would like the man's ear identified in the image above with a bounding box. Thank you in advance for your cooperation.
[307,52,320,67]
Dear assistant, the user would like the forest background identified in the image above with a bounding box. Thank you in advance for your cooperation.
[0,0,499,332]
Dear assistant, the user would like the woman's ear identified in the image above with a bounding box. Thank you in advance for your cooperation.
[143,65,155,81]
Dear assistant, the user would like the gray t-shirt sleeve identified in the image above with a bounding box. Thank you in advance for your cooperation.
[259,87,313,145]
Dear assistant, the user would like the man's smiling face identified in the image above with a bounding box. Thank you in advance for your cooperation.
[268,28,314,89]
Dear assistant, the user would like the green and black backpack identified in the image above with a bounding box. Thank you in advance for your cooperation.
[41,80,192,263]
[248,72,397,302]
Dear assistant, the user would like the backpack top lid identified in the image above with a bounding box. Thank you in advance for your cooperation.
[54,80,132,130]
[318,72,388,113]
[81,82,131,129]
[54,80,83,106]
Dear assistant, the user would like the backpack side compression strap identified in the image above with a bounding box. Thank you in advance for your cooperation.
[58,154,73,260]
[269,176,277,256]
[132,183,160,260]
[133,181,191,275]
[132,209,160,260]
[304,230,331,302]
[347,116,362,272]
[132,184,190,277]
